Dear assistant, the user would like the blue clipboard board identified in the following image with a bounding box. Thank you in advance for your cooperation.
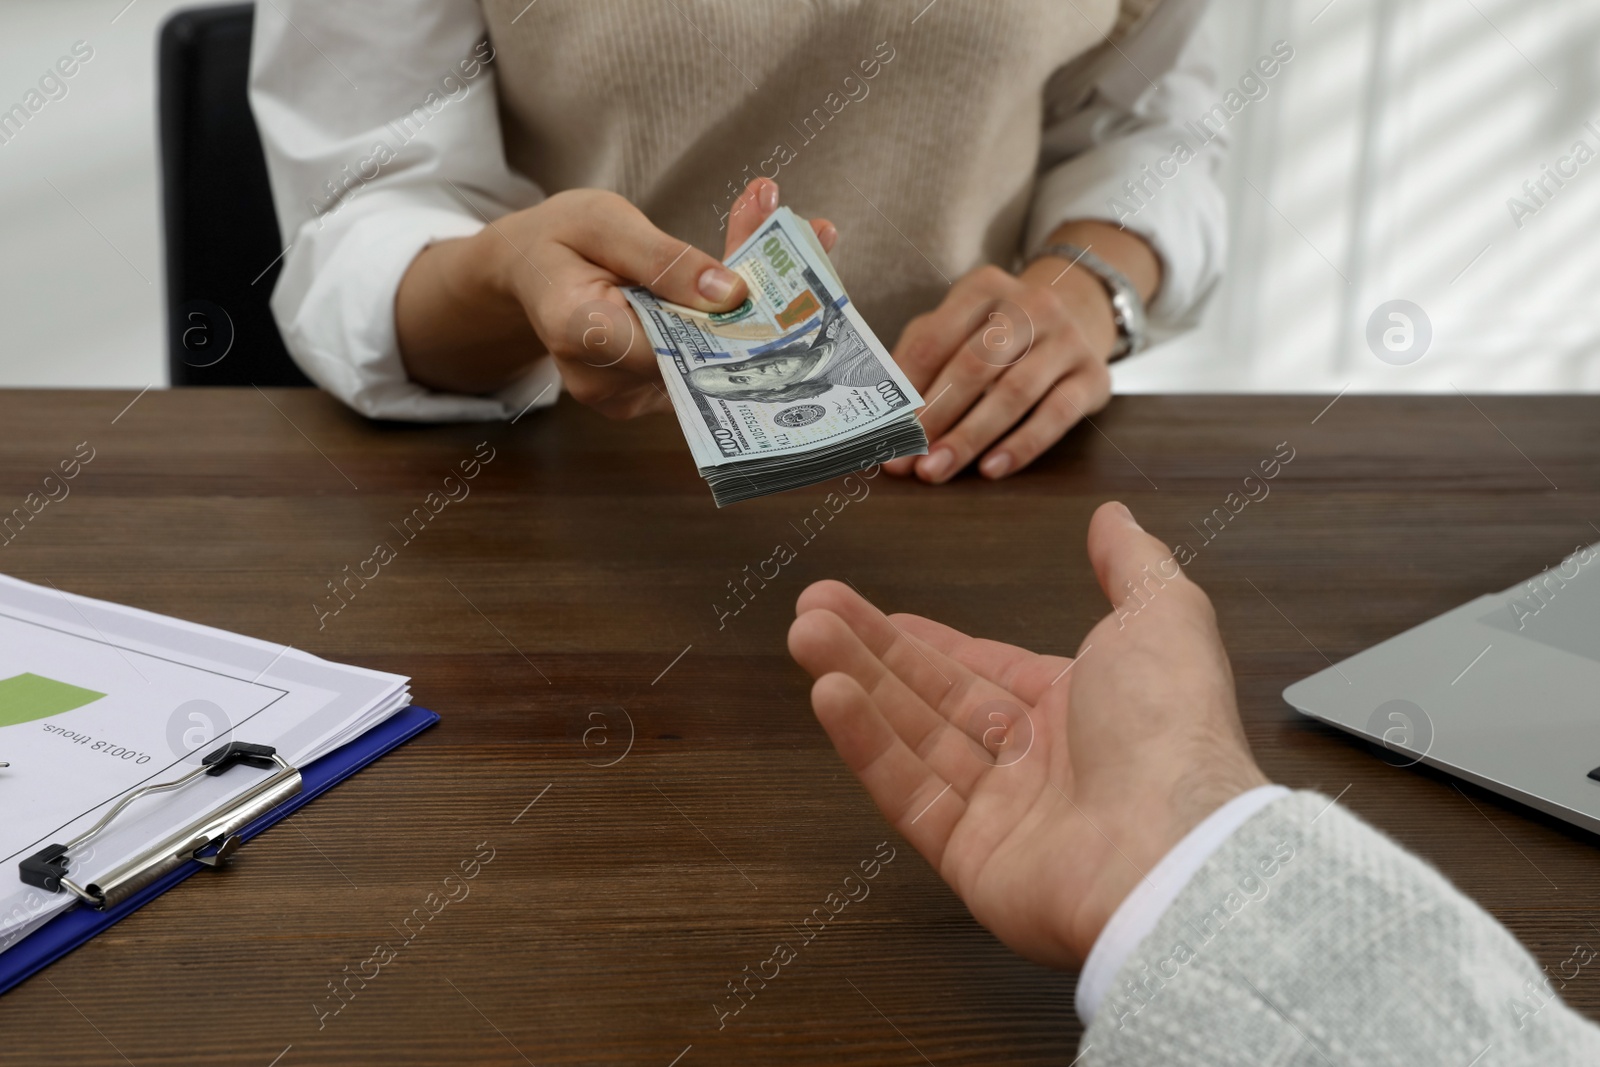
[0,704,439,995]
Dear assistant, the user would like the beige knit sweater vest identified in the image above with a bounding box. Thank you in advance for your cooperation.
[480,0,1127,341]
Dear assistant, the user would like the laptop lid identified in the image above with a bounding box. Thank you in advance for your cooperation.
[1283,543,1600,834]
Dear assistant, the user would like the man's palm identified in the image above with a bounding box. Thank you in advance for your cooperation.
[790,581,1119,967]
[788,503,1268,967]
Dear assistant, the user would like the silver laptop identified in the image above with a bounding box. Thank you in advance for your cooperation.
[1284,542,1600,834]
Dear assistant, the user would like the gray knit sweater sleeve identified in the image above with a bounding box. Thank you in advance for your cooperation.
[1081,791,1600,1065]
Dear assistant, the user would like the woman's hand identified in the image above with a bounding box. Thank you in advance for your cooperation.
[721,176,837,260]
[884,221,1159,482]
[395,178,833,419]
[786,502,1267,967]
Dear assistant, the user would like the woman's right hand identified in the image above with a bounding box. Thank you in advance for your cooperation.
[396,178,834,419]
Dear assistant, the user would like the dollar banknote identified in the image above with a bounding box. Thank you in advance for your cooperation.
[624,207,928,506]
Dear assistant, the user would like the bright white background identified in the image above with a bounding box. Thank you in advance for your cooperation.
[0,0,1596,391]
[1120,0,1600,394]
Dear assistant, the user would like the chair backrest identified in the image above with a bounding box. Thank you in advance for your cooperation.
[159,2,311,386]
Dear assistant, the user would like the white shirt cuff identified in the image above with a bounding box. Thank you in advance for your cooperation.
[1074,783,1290,1025]
[271,195,563,424]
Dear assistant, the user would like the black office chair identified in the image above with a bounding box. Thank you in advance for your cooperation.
[158,2,311,386]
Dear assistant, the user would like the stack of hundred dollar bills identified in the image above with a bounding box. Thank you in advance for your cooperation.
[624,208,927,507]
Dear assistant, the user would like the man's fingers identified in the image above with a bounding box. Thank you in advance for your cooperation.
[573,191,746,312]
[789,606,951,748]
[1085,501,1188,615]
[890,612,1072,706]
[791,582,1040,764]
[789,609,994,794]
[793,581,974,714]
[809,672,965,867]
[982,364,1110,478]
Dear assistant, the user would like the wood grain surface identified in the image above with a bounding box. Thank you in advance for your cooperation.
[0,388,1597,1066]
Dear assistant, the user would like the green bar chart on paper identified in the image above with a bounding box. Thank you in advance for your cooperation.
[0,672,106,728]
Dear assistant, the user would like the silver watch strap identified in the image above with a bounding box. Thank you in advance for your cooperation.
[1028,243,1147,361]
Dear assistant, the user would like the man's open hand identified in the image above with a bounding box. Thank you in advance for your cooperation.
[787,501,1267,967]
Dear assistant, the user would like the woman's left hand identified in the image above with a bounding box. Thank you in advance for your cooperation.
[884,221,1158,483]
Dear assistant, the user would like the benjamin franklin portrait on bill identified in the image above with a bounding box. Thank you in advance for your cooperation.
[685,304,886,404]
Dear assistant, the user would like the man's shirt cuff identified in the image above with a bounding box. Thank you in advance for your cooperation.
[1075,783,1290,1025]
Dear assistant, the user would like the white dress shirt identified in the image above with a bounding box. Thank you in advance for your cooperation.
[1076,784,1290,1024]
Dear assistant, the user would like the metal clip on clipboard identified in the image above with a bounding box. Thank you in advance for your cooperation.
[16,742,302,911]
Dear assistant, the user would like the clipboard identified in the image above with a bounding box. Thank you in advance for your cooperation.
[0,703,439,995]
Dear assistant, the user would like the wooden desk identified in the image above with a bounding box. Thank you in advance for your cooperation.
[1,390,1597,1064]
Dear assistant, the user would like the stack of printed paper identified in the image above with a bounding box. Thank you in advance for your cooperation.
[0,574,410,953]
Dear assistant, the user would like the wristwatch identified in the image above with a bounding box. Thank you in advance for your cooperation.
[1028,243,1148,362]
